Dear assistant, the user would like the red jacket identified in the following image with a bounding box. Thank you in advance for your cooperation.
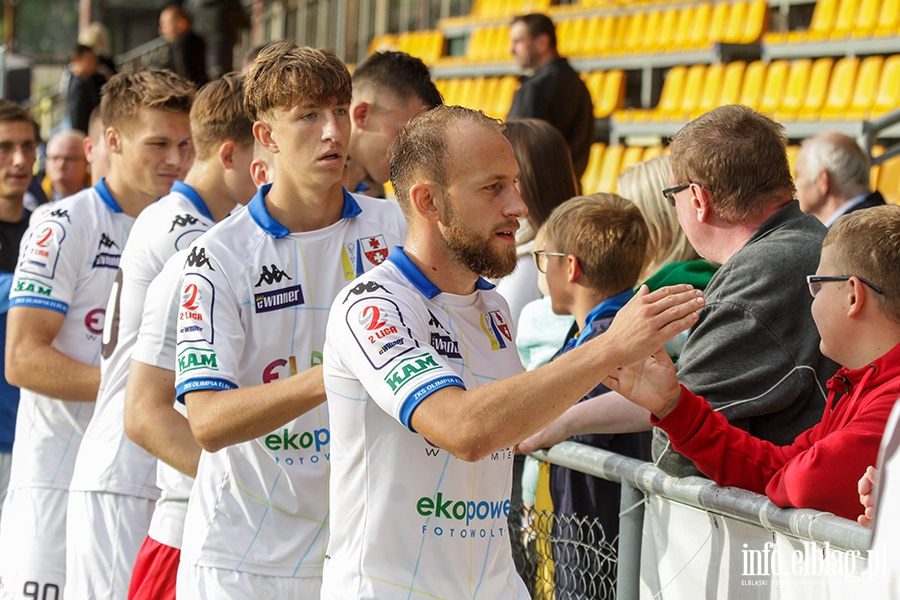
[653,342,900,520]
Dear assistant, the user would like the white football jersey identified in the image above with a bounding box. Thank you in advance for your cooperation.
[175,185,406,577]
[6,180,134,491]
[132,250,194,548]
[322,248,529,600]
[70,182,220,499]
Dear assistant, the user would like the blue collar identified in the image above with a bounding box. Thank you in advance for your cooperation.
[94,178,123,214]
[566,288,635,351]
[386,246,495,299]
[172,180,213,221]
[248,183,362,238]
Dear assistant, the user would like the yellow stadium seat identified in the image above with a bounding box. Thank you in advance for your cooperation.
[620,146,646,176]
[490,27,510,62]
[581,16,603,56]
[796,57,837,120]
[693,62,725,118]
[740,0,768,43]
[852,0,882,37]
[845,55,884,120]
[594,15,617,56]
[670,64,706,121]
[655,8,680,52]
[871,54,900,117]
[568,18,588,56]
[641,145,666,162]
[723,1,748,43]
[642,11,664,52]
[466,29,489,61]
[479,77,500,116]
[708,3,731,43]
[719,60,747,106]
[758,59,790,115]
[738,60,768,110]
[876,153,900,205]
[686,4,713,49]
[874,0,900,35]
[612,14,631,52]
[493,75,519,118]
[787,144,801,177]
[597,144,625,193]
[556,19,576,57]
[584,71,605,109]
[774,58,814,120]
[581,143,607,195]
[830,0,860,38]
[649,65,687,121]
[789,0,838,41]
[457,77,476,108]
[672,6,696,51]
[596,70,625,117]
[623,12,647,55]
[819,56,860,119]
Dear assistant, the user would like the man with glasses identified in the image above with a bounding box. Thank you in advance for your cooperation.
[603,205,900,520]
[521,105,839,480]
[42,130,89,201]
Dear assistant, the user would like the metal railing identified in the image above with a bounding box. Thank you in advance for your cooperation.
[859,107,900,166]
[524,441,872,600]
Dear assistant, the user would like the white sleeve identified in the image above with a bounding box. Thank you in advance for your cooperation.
[132,250,188,372]
[10,215,84,314]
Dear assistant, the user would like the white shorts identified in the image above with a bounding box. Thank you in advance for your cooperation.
[176,564,322,600]
[0,487,68,600]
[65,491,155,600]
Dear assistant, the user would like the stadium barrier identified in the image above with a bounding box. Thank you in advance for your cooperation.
[509,442,874,599]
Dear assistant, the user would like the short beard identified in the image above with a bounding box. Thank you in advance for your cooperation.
[439,196,518,280]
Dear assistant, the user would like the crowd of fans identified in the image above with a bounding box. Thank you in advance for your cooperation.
[0,7,897,600]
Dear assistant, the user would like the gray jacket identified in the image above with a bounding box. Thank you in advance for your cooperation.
[653,201,840,477]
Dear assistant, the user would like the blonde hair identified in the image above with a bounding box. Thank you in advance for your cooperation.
[190,74,253,161]
[100,69,195,133]
[78,22,111,56]
[618,154,699,280]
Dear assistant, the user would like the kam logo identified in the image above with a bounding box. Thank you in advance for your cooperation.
[177,347,218,374]
[384,353,441,393]
[14,278,52,296]
[416,493,511,525]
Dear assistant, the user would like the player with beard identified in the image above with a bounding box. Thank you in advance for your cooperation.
[321,105,706,599]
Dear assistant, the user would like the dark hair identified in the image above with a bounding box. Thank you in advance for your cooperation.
[505,118,577,229]
[0,99,35,128]
[353,51,443,109]
[670,104,794,223]
[511,13,557,49]
[71,44,95,59]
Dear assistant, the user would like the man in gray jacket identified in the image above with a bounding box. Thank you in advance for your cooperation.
[520,105,839,478]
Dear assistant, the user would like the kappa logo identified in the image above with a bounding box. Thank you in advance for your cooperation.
[49,208,70,222]
[342,280,391,303]
[98,233,118,250]
[362,235,389,266]
[169,213,200,232]
[426,311,461,358]
[185,247,214,270]
[255,264,291,287]
[427,310,449,333]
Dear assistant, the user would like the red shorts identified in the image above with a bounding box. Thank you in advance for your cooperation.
[128,536,180,600]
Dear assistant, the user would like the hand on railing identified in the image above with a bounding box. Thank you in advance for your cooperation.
[858,465,877,528]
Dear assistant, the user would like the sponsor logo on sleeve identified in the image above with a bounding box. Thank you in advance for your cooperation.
[184,246,214,271]
[480,310,512,350]
[178,273,215,344]
[48,208,70,222]
[13,277,52,296]
[383,353,441,394]
[85,308,105,338]
[177,347,218,374]
[361,235,388,266]
[21,221,66,279]
[93,233,121,269]
[346,297,417,369]
[169,214,201,232]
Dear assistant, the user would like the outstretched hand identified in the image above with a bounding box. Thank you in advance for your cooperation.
[603,285,704,369]
[858,465,877,528]
[603,350,681,419]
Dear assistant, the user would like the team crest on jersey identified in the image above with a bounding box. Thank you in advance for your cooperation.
[184,246,214,271]
[480,310,512,351]
[178,273,215,344]
[21,221,66,279]
[342,280,392,303]
[427,310,462,359]
[347,297,417,369]
[361,235,389,266]
[255,263,292,287]
[169,213,202,233]
[49,208,70,222]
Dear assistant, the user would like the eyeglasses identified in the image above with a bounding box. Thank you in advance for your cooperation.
[806,275,884,298]
[46,155,85,163]
[661,182,715,207]
[533,250,566,274]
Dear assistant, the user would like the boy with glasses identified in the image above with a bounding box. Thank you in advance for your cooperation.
[604,205,900,520]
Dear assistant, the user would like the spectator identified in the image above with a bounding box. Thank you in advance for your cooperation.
[185,0,250,80]
[159,4,209,87]
[507,13,593,179]
[0,101,38,527]
[345,51,442,197]
[66,44,105,134]
[606,205,900,521]
[172,42,406,598]
[520,105,839,480]
[320,104,704,600]
[795,132,885,226]
[41,130,89,201]
[538,193,652,598]
[497,118,578,324]
[0,68,194,599]
[79,21,117,81]
[84,107,109,185]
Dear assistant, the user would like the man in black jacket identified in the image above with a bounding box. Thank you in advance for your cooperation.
[159,4,208,87]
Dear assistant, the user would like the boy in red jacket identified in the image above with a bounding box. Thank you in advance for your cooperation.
[605,205,900,521]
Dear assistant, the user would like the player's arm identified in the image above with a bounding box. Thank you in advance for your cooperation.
[409,285,704,462]
[184,367,326,453]
[5,306,100,401]
[124,360,201,477]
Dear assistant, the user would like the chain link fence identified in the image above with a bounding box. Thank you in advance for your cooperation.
[509,504,619,600]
